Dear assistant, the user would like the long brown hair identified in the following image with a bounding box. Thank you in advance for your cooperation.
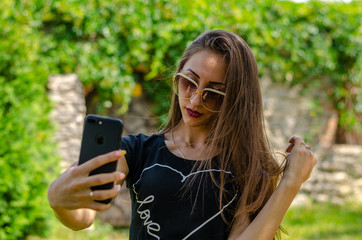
[162,30,284,238]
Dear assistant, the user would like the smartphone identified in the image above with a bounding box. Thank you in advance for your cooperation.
[78,114,123,204]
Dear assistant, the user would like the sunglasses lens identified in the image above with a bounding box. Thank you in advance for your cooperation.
[202,90,225,112]
[175,75,197,98]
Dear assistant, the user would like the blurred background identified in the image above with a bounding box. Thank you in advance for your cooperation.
[0,0,361,239]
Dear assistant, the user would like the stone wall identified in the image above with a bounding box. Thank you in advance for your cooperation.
[261,77,362,205]
[48,74,362,227]
[297,144,362,205]
[48,74,86,170]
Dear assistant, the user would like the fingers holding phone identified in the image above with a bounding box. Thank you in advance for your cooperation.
[48,115,125,211]
[79,150,125,177]
[48,150,126,211]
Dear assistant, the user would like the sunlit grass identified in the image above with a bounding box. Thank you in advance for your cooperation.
[28,202,361,240]
[282,202,362,240]
[28,220,129,240]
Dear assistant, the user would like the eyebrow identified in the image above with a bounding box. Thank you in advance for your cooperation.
[186,68,226,86]
[187,69,200,79]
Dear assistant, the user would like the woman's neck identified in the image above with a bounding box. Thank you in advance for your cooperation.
[173,121,210,147]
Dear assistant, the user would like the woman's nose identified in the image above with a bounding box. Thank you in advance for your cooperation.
[190,90,202,107]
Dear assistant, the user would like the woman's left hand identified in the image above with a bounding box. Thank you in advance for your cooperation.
[282,136,318,187]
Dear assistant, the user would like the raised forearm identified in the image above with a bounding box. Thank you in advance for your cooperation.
[229,179,300,240]
[229,136,317,239]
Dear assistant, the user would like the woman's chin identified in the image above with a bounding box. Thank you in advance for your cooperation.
[181,114,214,129]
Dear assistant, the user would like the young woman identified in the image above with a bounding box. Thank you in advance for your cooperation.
[48,30,317,239]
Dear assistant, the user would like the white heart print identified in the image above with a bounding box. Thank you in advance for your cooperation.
[132,163,238,240]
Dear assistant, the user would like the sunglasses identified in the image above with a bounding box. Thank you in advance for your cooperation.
[173,73,226,112]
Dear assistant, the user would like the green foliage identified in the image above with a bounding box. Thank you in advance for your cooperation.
[5,0,358,130]
[0,1,59,239]
[141,0,361,134]
[248,1,361,134]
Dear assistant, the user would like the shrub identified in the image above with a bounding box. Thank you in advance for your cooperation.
[30,0,362,137]
[0,2,59,239]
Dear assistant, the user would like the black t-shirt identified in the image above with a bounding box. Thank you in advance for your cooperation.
[122,133,238,240]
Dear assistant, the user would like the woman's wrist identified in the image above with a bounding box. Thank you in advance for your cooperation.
[279,174,302,194]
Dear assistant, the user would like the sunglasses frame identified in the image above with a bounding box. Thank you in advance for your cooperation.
[173,73,226,113]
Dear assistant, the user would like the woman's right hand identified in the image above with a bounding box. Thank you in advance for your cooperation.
[47,150,126,212]
[282,136,317,188]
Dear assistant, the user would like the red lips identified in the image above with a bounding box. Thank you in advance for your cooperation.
[185,108,203,118]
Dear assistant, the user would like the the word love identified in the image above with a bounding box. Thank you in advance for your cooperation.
[137,195,161,239]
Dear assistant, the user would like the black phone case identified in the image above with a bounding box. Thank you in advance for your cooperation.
[78,114,123,204]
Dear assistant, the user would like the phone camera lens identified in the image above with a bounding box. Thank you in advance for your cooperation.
[87,118,96,123]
